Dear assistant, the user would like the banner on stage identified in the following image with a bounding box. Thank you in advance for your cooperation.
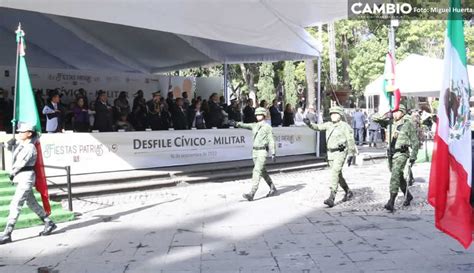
[0,128,315,175]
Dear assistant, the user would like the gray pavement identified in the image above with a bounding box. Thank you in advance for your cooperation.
[1,161,473,273]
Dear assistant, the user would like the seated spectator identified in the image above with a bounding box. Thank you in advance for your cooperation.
[115,113,134,131]
[72,97,90,132]
[283,104,295,127]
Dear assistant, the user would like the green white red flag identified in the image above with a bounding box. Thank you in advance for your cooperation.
[380,52,401,114]
[428,0,473,249]
[13,25,51,215]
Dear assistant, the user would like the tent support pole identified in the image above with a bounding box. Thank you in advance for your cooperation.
[223,63,228,104]
[316,57,321,158]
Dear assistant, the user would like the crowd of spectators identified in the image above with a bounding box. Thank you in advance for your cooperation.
[0,87,322,133]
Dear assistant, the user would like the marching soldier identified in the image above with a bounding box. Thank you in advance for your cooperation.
[0,123,57,245]
[234,107,277,201]
[303,106,356,207]
[384,105,419,212]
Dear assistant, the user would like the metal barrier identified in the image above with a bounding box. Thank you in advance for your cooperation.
[44,165,73,212]
[0,143,4,171]
[0,144,73,211]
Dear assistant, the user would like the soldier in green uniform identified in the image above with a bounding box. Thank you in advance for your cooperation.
[303,106,356,207]
[384,104,419,212]
[235,107,277,201]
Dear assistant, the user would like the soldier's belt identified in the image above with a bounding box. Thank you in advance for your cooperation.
[328,147,346,152]
[393,148,409,154]
[17,166,34,173]
[253,146,268,151]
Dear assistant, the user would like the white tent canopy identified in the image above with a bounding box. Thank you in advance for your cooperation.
[0,0,348,73]
[365,54,474,98]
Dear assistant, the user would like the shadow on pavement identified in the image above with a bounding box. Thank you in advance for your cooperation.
[60,198,180,232]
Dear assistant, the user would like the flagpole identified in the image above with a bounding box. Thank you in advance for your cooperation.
[12,23,22,138]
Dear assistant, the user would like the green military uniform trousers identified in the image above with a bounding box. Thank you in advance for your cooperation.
[328,151,349,193]
[250,150,273,195]
[389,153,409,193]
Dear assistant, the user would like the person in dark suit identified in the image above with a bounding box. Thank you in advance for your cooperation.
[269,99,282,127]
[93,91,113,132]
[172,98,188,130]
[131,90,148,131]
[206,93,224,128]
[243,99,257,123]
[226,99,242,122]
[42,90,65,133]
[283,103,295,127]
[188,100,206,129]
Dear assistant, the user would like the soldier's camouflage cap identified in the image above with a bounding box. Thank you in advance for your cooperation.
[329,106,344,116]
[396,104,407,114]
[254,107,267,117]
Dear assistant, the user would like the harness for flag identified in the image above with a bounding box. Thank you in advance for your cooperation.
[380,52,401,115]
[13,24,51,215]
[428,0,473,249]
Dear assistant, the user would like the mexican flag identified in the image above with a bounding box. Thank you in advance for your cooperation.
[428,0,473,249]
[13,25,51,215]
[380,51,401,115]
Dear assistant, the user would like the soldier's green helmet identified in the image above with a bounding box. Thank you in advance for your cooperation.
[254,107,267,117]
[397,104,407,114]
[329,106,344,116]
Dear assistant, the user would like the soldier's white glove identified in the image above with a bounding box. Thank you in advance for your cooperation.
[271,154,276,163]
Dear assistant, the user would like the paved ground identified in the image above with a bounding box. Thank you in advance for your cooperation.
[1,161,473,273]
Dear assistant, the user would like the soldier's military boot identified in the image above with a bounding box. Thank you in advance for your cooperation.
[39,218,57,236]
[0,224,14,245]
[242,193,254,201]
[341,185,354,202]
[323,191,336,208]
[266,184,277,197]
[384,193,398,212]
[400,184,413,206]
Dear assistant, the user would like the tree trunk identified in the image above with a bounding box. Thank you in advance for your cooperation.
[240,63,258,107]
[341,34,350,84]
[305,60,315,108]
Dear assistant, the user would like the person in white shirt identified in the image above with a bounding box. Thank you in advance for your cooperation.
[42,91,64,133]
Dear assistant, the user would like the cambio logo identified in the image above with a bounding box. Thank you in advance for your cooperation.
[351,2,413,15]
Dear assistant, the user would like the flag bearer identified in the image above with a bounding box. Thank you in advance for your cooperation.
[0,123,57,245]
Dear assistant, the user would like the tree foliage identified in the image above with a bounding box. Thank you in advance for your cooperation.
[256,62,275,104]
[283,61,298,108]
[171,20,474,104]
